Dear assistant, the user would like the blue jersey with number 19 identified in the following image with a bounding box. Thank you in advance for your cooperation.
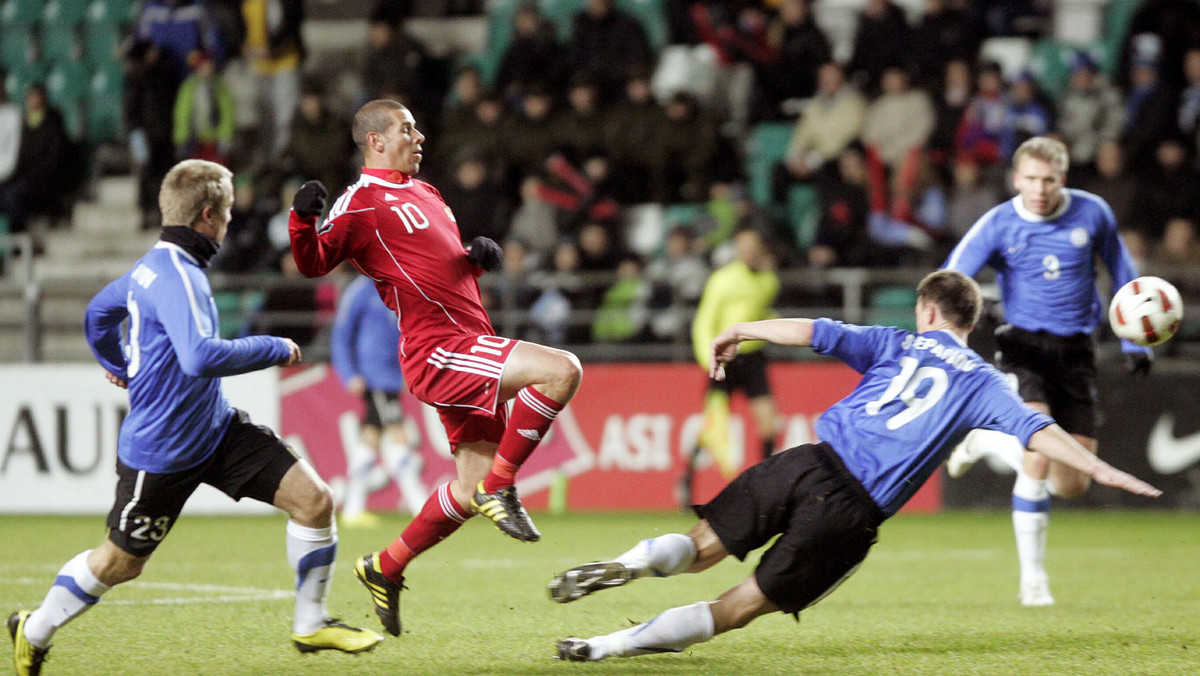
[811,319,1053,517]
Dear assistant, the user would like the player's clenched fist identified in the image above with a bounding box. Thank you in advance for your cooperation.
[292,180,328,219]
[280,338,303,366]
[466,236,503,271]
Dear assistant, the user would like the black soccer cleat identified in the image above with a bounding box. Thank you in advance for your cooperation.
[354,553,406,637]
[470,480,541,542]
[9,610,49,676]
[555,638,592,661]
[548,561,636,603]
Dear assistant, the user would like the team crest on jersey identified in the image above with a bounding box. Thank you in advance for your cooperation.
[1070,227,1089,247]
[444,206,456,222]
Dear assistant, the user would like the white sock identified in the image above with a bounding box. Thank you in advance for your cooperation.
[342,442,376,518]
[286,521,336,635]
[24,550,111,648]
[382,439,426,515]
[614,534,697,578]
[972,430,1026,473]
[587,601,715,660]
[1012,472,1050,584]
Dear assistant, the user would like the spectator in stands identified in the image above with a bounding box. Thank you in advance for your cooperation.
[847,0,913,95]
[440,89,508,187]
[562,0,653,100]
[1118,0,1200,91]
[1076,140,1136,230]
[361,9,432,117]
[577,221,625,273]
[862,65,936,227]
[956,61,1007,170]
[508,176,559,264]
[761,0,831,119]
[773,62,867,202]
[655,91,718,204]
[1123,55,1177,174]
[530,239,591,343]
[0,69,21,190]
[910,0,980,89]
[438,65,483,161]
[245,248,337,348]
[124,40,179,231]
[537,153,620,234]
[0,84,70,237]
[1057,51,1124,176]
[496,1,562,104]
[1155,215,1200,267]
[501,84,559,187]
[645,226,709,341]
[603,67,666,204]
[439,150,512,244]
[592,256,650,343]
[173,52,235,165]
[689,1,776,136]
[928,58,972,175]
[211,174,278,273]
[279,81,353,197]
[1130,135,1200,245]
[945,156,1000,242]
[1000,71,1054,164]
[1176,47,1200,160]
[553,73,609,165]
[810,145,872,267]
[240,0,305,161]
[136,0,227,88]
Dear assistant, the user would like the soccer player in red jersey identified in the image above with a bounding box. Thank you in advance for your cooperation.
[288,100,583,637]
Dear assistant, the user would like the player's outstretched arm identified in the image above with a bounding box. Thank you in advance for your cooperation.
[1027,425,1162,497]
[709,319,813,380]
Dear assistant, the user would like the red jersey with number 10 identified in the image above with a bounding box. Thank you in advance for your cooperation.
[288,168,495,367]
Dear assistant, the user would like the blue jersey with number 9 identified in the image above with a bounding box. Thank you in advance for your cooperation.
[810,319,1053,517]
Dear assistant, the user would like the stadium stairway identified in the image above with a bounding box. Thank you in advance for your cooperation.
[0,175,154,362]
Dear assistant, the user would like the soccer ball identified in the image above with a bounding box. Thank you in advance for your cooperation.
[1108,276,1184,347]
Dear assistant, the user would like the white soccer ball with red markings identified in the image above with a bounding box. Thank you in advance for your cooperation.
[1108,276,1184,347]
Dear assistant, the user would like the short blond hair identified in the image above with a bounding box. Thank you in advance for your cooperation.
[1012,136,1069,175]
[159,159,233,227]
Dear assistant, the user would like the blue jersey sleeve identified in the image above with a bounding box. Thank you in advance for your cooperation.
[971,369,1055,444]
[330,279,366,385]
[943,207,1002,276]
[85,273,132,379]
[811,318,899,373]
[1094,205,1151,356]
[157,262,291,377]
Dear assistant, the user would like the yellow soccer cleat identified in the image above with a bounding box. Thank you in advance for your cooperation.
[292,619,383,654]
[469,480,540,542]
[8,610,49,676]
[354,553,405,637]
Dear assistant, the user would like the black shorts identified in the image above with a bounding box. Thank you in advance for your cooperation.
[994,325,1099,437]
[363,389,405,429]
[710,350,772,399]
[695,442,884,614]
[106,409,299,557]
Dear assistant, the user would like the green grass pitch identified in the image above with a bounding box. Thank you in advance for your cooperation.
[3,511,1197,675]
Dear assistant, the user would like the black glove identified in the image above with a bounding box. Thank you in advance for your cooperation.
[1126,351,1152,377]
[466,236,503,271]
[292,180,328,219]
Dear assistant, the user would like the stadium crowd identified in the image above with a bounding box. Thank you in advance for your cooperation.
[4,0,1200,348]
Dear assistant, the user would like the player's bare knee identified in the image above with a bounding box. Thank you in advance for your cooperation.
[290,479,335,525]
[542,350,582,400]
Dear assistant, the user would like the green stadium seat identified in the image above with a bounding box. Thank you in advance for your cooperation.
[785,184,819,251]
[215,291,244,338]
[1030,39,1104,98]
[3,61,47,100]
[743,122,794,207]
[867,285,918,331]
[86,61,123,142]
[87,0,137,26]
[1100,0,1143,77]
[0,0,41,26]
[84,20,125,64]
[47,61,90,104]
[617,0,667,50]
[0,26,34,70]
[41,24,83,64]
[43,0,89,25]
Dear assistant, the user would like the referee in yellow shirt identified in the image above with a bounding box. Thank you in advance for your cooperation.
[681,228,781,506]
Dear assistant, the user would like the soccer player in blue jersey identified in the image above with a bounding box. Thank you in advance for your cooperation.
[547,270,1159,662]
[941,136,1151,606]
[331,273,426,525]
[7,160,381,676]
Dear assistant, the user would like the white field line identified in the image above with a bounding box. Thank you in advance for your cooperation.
[2,578,291,606]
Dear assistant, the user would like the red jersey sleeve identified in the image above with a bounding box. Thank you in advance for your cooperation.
[288,195,370,277]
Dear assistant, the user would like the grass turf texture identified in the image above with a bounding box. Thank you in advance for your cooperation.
[2,511,1196,675]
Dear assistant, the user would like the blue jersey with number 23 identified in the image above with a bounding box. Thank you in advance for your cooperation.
[811,319,1053,517]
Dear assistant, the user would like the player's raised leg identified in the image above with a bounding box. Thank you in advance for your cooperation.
[471,341,582,542]
[273,461,383,652]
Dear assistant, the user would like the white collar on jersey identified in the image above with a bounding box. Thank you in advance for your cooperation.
[1011,189,1072,223]
[934,328,968,347]
[360,173,413,189]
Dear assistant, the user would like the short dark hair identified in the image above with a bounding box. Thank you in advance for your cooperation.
[352,99,406,150]
[917,270,982,330]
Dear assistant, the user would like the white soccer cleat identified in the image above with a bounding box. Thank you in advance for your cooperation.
[947,430,985,478]
[1020,575,1055,607]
